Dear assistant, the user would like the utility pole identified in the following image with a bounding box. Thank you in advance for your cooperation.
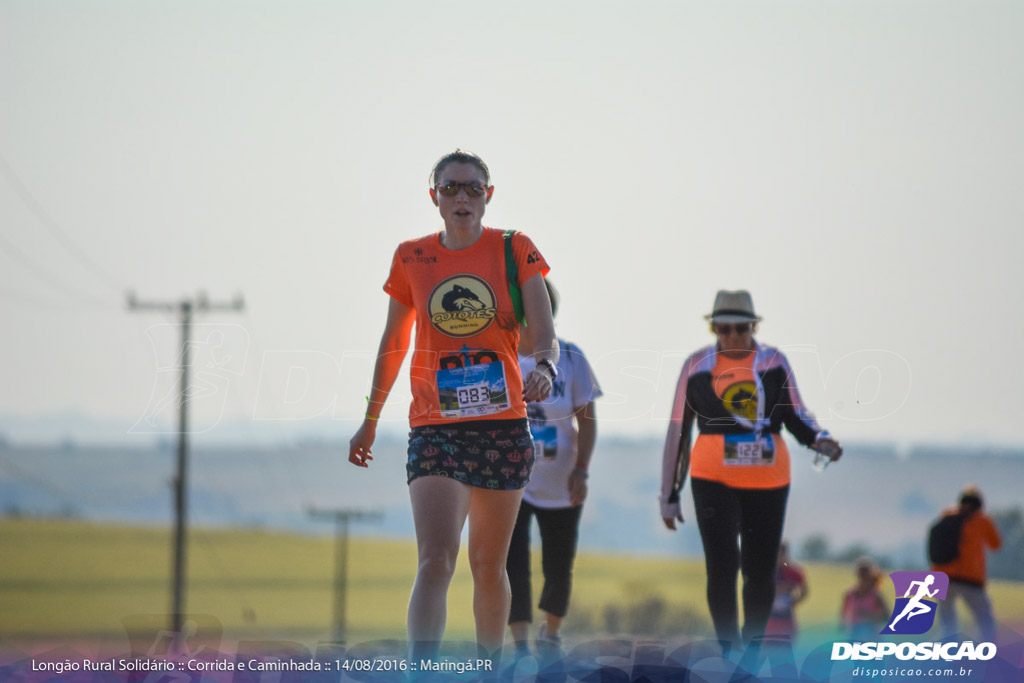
[308,508,383,642]
[128,291,244,645]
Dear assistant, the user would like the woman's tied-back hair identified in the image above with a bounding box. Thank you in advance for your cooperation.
[430,149,491,187]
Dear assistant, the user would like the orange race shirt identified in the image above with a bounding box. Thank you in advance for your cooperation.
[689,350,792,489]
[383,227,550,427]
[932,508,1002,586]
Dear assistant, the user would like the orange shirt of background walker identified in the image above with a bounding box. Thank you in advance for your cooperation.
[383,228,549,427]
[689,350,792,489]
[932,509,1002,586]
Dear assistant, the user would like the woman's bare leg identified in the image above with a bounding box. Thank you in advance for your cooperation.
[467,488,525,655]
[408,477,471,659]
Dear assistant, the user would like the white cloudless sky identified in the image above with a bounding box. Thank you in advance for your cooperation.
[1,1,1022,446]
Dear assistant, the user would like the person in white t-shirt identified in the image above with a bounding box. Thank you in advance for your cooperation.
[505,280,602,658]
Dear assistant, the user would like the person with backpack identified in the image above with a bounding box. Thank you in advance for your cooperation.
[930,485,1002,642]
[348,149,558,665]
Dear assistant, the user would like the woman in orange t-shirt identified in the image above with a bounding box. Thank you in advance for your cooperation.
[348,150,558,663]
[660,290,843,652]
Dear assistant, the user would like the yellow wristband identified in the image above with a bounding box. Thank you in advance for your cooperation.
[364,396,379,420]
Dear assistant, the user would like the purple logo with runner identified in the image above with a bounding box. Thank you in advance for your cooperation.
[881,571,949,635]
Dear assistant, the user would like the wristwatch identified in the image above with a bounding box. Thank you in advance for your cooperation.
[537,358,558,380]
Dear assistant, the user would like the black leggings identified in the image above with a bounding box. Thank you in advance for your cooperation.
[690,478,789,647]
[506,499,583,623]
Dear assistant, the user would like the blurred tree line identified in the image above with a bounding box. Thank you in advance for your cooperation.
[798,506,1024,581]
[988,507,1024,581]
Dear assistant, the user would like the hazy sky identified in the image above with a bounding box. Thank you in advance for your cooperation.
[2,1,1022,447]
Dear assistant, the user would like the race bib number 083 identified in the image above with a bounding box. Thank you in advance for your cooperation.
[436,361,510,419]
[456,383,490,408]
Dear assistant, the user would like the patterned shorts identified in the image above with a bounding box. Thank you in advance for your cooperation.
[406,418,534,490]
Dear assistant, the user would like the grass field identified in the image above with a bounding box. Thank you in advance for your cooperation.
[3,519,1023,648]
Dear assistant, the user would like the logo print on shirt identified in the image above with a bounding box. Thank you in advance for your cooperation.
[721,382,758,421]
[443,284,484,311]
[881,571,949,635]
[428,275,497,338]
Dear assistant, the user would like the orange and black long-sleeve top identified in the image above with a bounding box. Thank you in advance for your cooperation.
[660,341,828,519]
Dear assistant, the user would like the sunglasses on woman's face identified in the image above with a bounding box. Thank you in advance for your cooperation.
[715,323,752,335]
[434,181,489,197]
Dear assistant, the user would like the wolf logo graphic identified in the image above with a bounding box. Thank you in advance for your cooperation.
[442,284,485,312]
[428,275,496,337]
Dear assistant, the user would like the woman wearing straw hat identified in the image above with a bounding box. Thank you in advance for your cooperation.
[659,290,842,652]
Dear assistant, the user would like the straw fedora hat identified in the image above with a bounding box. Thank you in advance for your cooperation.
[704,290,763,323]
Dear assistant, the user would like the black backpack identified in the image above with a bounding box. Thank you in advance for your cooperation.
[927,511,969,564]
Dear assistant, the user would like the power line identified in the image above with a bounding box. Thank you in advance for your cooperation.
[0,152,125,293]
[0,452,165,508]
[222,314,311,501]
[0,286,90,311]
[0,232,110,308]
[189,526,258,626]
[0,453,84,512]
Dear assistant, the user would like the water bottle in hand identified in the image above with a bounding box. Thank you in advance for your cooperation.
[812,441,840,473]
[812,451,829,472]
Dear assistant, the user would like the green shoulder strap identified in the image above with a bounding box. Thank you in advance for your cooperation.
[503,229,525,325]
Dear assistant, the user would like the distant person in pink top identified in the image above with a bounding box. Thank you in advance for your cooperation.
[840,557,888,641]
